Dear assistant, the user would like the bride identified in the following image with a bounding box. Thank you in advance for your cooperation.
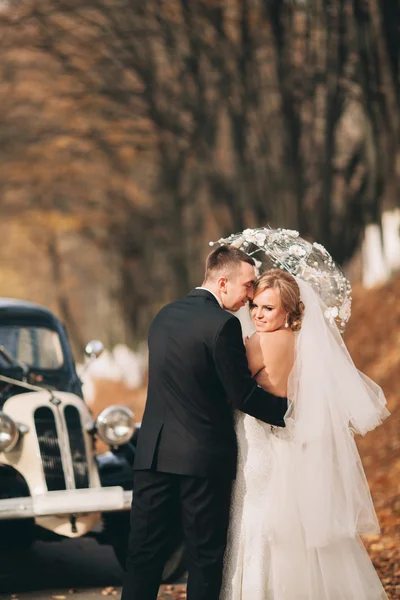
[221,268,390,600]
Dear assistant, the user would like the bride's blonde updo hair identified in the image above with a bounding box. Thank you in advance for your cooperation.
[253,269,305,332]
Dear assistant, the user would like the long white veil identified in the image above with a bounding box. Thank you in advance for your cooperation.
[276,277,389,548]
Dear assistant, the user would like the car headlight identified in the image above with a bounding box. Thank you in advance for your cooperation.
[0,413,19,452]
[96,406,135,446]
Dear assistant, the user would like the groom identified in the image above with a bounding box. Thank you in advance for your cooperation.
[121,245,289,600]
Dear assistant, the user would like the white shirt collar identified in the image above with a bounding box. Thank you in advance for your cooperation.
[195,287,223,308]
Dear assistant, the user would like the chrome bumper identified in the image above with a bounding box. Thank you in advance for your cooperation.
[0,486,133,520]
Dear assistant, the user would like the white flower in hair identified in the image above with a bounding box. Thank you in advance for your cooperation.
[319,271,330,283]
[313,242,328,256]
[339,298,352,322]
[243,228,256,243]
[324,306,339,324]
[281,229,299,238]
[289,244,306,257]
[267,232,281,243]
[255,232,266,246]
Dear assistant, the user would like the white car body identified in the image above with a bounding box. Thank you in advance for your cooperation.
[0,390,132,537]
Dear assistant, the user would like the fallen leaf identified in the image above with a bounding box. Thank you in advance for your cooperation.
[101,588,117,597]
[370,543,384,552]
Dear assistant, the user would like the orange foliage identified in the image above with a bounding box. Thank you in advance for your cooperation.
[346,276,400,599]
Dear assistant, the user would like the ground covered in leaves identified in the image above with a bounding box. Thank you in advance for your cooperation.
[93,276,400,600]
[345,276,400,600]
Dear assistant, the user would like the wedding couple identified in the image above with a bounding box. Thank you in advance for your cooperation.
[121,244,389,600]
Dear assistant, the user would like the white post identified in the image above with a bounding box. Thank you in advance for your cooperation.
[362,209,400,288]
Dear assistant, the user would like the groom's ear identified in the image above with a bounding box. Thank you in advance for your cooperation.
[217,276,228,293]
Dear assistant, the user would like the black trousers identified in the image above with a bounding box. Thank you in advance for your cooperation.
[121,470,233,600]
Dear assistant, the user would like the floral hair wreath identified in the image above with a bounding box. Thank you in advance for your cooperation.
[209,227,352,333]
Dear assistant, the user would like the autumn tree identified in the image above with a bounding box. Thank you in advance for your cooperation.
[0,0,398,340]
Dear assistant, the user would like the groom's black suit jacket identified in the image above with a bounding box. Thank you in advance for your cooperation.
[134,289,288,479]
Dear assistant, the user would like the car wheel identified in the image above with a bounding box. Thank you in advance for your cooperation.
[0,519,35,579]
[0,543,34,579]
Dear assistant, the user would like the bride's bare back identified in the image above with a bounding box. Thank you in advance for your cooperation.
[246,330,295,397]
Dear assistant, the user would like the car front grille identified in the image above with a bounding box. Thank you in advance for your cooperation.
[34,404,90,491]
[64,405,89,489]
[34,406,66,491]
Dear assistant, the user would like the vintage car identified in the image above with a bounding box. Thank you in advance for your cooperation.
[0,298,185,582]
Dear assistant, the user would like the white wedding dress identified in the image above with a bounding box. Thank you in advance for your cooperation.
[220,279,389,600]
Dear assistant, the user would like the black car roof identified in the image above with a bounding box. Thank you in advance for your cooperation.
[0,298,61,324]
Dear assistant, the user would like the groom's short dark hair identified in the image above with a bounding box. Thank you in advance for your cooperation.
[205,245,254,280]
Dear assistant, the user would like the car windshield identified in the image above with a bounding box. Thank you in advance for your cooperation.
[0,325,64,370]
